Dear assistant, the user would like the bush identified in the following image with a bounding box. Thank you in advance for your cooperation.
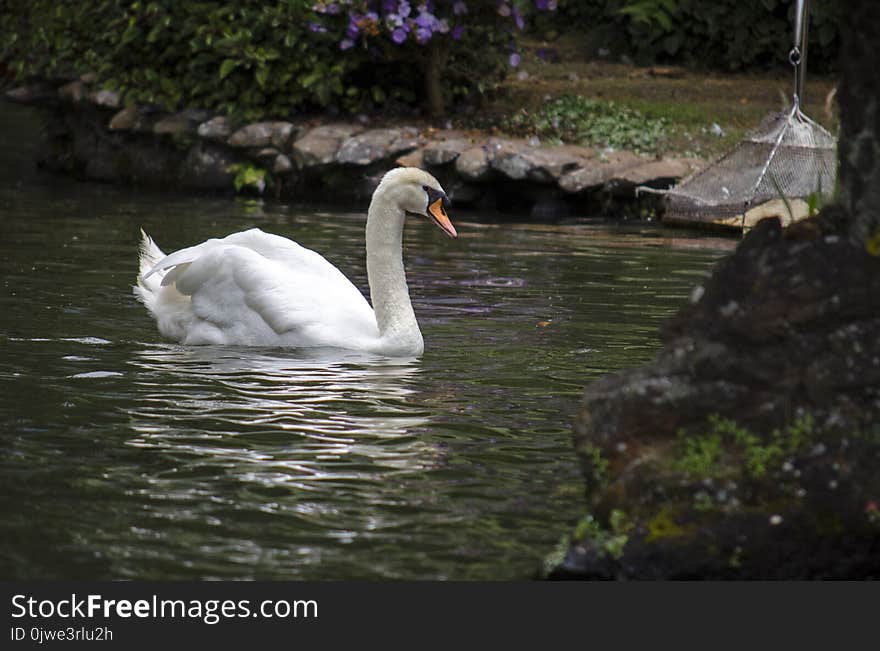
[0,1,556,120]
[0,1,344,122]
[550,0,840,73]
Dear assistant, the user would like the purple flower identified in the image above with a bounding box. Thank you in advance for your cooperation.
[414,12,435,30]
[453,1,467,15]
[392,26,408,43]
[346,18,359,39]
[509,52,521,67]
[308,22,327,33]
[452,24,465,40]
[512,7,524,30]
[313,2,342,15]
[340,38,355,50]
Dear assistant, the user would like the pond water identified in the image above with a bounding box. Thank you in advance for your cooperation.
[0,104,731,579]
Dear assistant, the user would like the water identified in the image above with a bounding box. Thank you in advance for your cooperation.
[0,104,731,579]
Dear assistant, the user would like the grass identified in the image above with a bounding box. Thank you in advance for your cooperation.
[458,33,839,159]
[504,94,669,154]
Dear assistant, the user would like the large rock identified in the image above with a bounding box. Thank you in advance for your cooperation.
[5,83,56,104]
[550,213,880,579]
[558,151,644,194]
[197,116,233,142]
[488,139,593,183]
[88,89,121,110]
[422,137,474,166]
[154,109,212,136]
[455,145,493,182]
[228,121,296,149]
[487,139,532,180]
[605,157,698,196]
[292,124,362,168]
[108,105,157,133]
[336,127,420,166]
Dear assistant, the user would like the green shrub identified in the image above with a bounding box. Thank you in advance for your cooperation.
[550,0,840,73]
[0,1,554,120]
[0,1,343,122]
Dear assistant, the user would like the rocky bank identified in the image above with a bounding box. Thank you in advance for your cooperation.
[6,76,700,219]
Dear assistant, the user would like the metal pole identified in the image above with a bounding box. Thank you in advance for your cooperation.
[792,0,810,105]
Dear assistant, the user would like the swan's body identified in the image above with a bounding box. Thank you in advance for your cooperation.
[134,167,456,356]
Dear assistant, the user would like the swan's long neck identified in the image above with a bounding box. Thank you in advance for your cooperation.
[365,186,423,353]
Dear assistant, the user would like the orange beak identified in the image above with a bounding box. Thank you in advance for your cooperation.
[427,198,457,238]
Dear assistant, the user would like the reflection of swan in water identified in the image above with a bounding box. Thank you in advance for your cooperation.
[125,344,441,489]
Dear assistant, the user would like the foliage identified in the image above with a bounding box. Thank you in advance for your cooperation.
[549,0,840,73]
[228,162,269,194]
[506,94,668,153]
[307,1,557,115]
[673,413,818,480]
[0,1,556,120]
[0,1,342,122]
[674,429,723,476]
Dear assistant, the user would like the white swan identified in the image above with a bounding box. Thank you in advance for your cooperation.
[134,167,457,356]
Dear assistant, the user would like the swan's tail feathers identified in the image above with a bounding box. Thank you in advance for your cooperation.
[133,229,166,315]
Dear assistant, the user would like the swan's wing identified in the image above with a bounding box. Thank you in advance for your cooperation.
[148,229,378,346]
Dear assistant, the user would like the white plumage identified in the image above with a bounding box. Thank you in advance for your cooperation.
[134,167,457,356]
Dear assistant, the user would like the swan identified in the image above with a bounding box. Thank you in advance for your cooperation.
[134,167,457,356]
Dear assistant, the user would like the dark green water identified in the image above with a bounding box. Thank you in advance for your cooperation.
[0,104,731,579]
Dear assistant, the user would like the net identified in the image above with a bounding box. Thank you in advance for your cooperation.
[661,0,836,229]
[664,105,837,225]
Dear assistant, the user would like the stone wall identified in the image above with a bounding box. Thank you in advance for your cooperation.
[6,77,701,219]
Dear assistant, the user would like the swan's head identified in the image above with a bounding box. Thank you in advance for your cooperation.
[377,167,457,238]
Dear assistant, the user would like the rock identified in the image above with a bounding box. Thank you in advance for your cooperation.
[5,83,55,104]
[108,105,156,133]
[273,154,293,174]
[488,139,533,180]
[292,124,362,168]
[272,122,296,150]
[88,89,121,110]
[251,147,280,165]
[492,145,594,185]
[58,81,87,104]
[605,157,695,195]
[550,212,880,579]
[336,127,420,166]
[422,138,473,166]
[743,198,810,230]
[197,116,233,142]
[455,145,493,182]
[228,121,295,149]
[154,109,211,136]
[180,142,237,190]
[396,149,424,168]
[558,151,644,193]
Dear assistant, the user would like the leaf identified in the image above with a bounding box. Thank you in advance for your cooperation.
[255,64,269,88]
[219,58,237,80]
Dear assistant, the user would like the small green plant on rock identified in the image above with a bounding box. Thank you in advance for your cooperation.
[228,162,269,195]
